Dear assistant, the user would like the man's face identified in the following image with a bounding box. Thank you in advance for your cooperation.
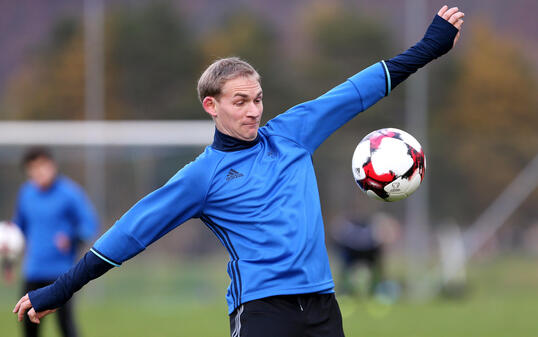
[203,76,263,141]
[26,157,57,189]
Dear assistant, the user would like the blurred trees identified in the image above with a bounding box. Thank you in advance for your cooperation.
[431,21,538,223]
[198,10,295,122]
[3,2,202,120]
[3,18,85,119]
[108,2,201,119]
[1,2,536,226]
[1,1,396,125]
[297,2,391,92]
[296,2,403,218]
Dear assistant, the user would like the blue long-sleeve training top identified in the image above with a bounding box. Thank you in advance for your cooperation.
[14,175,99,281]
[91,62,389,314]
[28,14,458,314]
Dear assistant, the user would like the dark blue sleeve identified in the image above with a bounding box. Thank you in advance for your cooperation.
[385,14,459,90]
[28,250,114,312]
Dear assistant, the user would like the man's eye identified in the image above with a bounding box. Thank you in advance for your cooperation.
[235,101,244,106]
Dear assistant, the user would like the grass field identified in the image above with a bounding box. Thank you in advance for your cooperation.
[1,254,537,337]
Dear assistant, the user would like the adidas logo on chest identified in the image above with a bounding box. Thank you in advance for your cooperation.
[226,169,244,181]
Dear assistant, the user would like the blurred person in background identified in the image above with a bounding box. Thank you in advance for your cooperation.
[14,6,464,337]
[332,212,401,297]
[10,146,98,337]
[333,215,384,296]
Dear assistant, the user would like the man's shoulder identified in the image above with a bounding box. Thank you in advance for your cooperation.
[259,122,307,150]
[192,145,225,165]
[174,146,226,180]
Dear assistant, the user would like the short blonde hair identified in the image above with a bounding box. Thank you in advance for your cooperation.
[197,57,260,102]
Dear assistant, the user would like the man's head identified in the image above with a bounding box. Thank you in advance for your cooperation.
[198,57,263,141]
[22,147,57,189]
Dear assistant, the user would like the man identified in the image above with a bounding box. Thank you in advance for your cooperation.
[14,6,464,336]
[13,147,99,337]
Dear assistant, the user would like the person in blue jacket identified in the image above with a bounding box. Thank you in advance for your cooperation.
[13,146,98,337]
[14,6,464,337]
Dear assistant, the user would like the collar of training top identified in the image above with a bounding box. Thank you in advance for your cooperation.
[211,128,260,152]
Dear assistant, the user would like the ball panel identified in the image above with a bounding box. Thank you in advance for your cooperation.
[390,128,422,151]
[366,190,384,201]
[357,158,395,200]
[371,138,413,176]
[351,139,371,180]
[382,178,407,202]
[404,172,422,196]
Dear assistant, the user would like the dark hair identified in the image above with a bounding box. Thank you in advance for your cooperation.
[21,146,54,168]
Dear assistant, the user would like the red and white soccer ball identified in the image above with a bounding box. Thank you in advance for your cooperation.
[352,128,426,202]
[0,221,25,261]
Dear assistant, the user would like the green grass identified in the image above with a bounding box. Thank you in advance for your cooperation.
[2,255,537,336]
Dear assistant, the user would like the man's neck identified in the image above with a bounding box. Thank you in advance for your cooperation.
[211,128,260,152]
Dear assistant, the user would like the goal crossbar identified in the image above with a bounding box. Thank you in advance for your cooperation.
[0,121,214,146]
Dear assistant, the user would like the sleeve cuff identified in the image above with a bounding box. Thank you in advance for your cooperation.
[380,60,391,96]
[90,247,121,267]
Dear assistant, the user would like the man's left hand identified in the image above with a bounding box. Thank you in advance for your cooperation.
[437,5,465,46]
[13,293,57,324]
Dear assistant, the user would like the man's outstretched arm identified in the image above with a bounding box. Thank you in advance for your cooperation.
[13,158,211,324]
[265,5,464,154]
[13,250,114,323]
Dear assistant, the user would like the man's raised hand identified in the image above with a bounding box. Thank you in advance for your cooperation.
[438,5,465,46]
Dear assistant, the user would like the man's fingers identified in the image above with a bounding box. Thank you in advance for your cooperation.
[17,301,29,321]
[14,292,57,324]
[38,308,57,319]
[438,5,448,17]
[28,308,57,324]
[13,294,29,313]
[442,7,459,20]
[17,300,32,322]
[448,12,465,25]
[28,309,40,324]
[454,19,464,30]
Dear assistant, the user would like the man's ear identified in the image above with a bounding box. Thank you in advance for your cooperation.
[202,96,218,118]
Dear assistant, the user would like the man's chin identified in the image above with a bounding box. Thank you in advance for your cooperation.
[245,133,258,141]
[243,127,259,141]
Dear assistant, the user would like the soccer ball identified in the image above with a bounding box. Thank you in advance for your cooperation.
[352,128,426,202]
[0,221,25,261]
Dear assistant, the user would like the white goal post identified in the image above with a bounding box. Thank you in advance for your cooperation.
[0,120,214,146]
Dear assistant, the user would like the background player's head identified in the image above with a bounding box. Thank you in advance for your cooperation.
[21,146,57,189]
[198,57,263,141]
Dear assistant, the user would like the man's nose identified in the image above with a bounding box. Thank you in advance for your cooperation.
[246,103,261,117]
